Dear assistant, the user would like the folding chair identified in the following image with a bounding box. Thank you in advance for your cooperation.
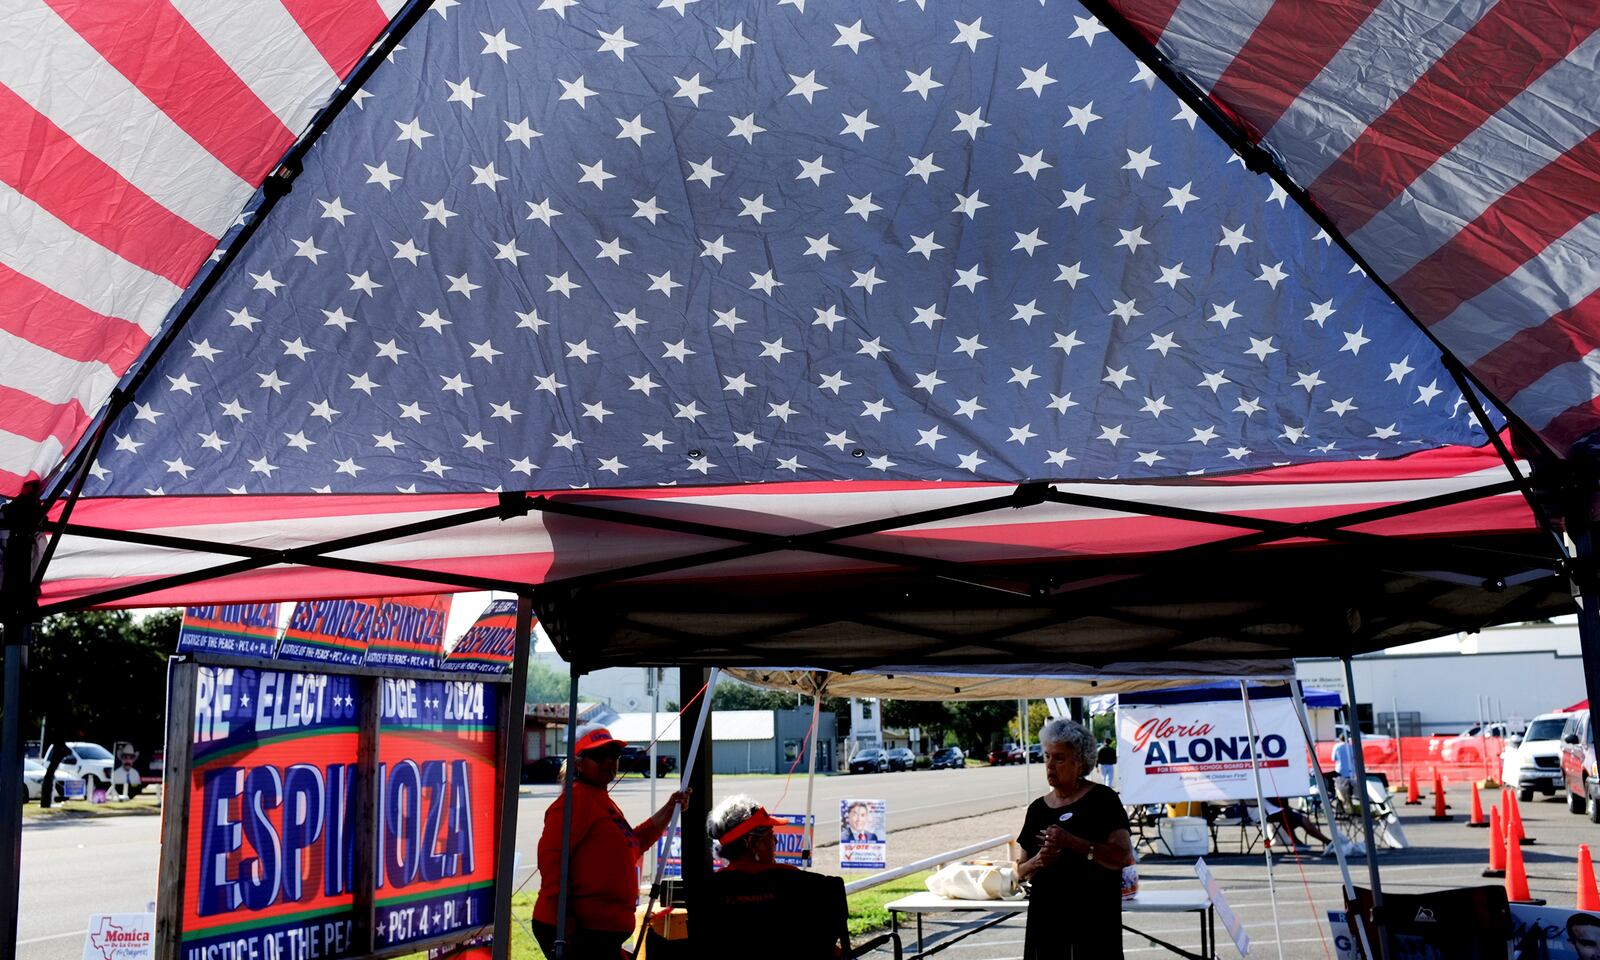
[704,868,852,959]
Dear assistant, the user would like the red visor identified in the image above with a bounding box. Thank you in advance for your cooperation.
[574,727,628,756]
[718,806,786,846]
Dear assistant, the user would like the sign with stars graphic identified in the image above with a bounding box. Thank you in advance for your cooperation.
[173,664,499,959]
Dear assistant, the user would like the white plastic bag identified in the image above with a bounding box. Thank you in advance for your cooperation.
[924,860,1025,901]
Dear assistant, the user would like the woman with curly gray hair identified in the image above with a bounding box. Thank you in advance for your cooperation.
[1016,717,1135,958]
[708,794,794,871]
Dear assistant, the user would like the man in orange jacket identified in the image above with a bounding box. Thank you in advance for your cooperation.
[533,726,689,959]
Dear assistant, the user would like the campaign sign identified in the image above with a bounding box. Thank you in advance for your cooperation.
[182,666,364,960]
[839,800,887,870]
[442,600,519,675]
[374,678,499,951]
[1116,694,1311,805]
[178,604,281,659]
[660,827,728,879]
[1510,902,1600,959]
[278,598,383,666]
[364,595,453,671]
[178,667,500,959]
[773,814,813,868]
[84,913,154,960]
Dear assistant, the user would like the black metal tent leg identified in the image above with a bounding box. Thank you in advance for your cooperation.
[1342,657,1390,960]
[554,661,581,960]
[490,597,534,960]
[1567,508,1600,751]
[0,642,24,959]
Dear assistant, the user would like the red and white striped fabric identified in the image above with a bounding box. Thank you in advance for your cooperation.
[1106,0,1600,454]
[39,443,1535,607]
[0,0,402,496]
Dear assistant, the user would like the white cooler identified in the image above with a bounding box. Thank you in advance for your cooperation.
[1158,816,1210,856]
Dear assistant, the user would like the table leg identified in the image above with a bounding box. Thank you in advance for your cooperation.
[891,910,903,960]
[916,913,924,954]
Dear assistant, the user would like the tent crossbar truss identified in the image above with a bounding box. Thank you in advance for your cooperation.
[34,475,1559,616]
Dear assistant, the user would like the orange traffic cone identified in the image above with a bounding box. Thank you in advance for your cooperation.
[1467,782,1488,827]
[1483,806,1506,877]
[1580,845,1600,911]
[1505,818,1533,902]
[1512,791,1535,844]
[1430,775,1452,821]
[1405,767,1422,805]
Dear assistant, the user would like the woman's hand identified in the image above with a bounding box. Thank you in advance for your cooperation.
[648,789,692,832]
[1038,825,1086,858]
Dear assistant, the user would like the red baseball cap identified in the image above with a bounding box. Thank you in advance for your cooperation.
[574,727,628,757]
[717,806,786,845]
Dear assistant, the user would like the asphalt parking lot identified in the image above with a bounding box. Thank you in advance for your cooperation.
[856,789,1600,959]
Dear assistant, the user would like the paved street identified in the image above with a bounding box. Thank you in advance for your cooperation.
[20,771,1600,959]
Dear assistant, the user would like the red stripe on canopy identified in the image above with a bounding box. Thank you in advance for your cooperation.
[279,0,392,77]
[1471,288,1600,401]
[1395,129,1600,326]
[1205,0,1380,140]
[0,385,87,446]
[0,264,151,367]
[0,82,217,287]
[1310,0,1600,232]
[43,0,298,183]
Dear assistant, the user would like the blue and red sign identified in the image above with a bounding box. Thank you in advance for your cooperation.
[177,604,280,659]
[178,665,499,959]
[442,601,519,675]
[365,596,452,671]
[277,598,383,666]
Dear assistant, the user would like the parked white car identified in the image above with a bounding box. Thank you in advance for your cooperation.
[1503,713,1570,801]
[21,758,62,802]
[42,742,115,792]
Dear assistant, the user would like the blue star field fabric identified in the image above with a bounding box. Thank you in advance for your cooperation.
[84,0,1487,496]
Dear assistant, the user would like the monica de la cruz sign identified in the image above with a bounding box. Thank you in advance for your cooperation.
[1115,692,1312,805]
[175,664,500,960]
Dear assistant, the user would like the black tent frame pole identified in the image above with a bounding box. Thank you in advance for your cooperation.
[0,494,41,960]
[1342,656,1389,960]
[490,596,533,960]
[554,661,581,960]
[40,476,1541,616]
[1567,496,1600,741]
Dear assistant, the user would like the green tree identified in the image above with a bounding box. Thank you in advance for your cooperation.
[1007,701,1051,744]
[946,700,1019,757]
[26,610,178,757]
[880,699,955,747]
[711,679,804,711]
[523,659,573,705]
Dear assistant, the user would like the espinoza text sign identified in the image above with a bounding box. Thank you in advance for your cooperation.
[177,666,499,960]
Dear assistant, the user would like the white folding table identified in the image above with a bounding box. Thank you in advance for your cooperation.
[883,888,1215,959]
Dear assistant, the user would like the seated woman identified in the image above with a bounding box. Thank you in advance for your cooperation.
[1255,796,1334,850]
[710,795,795,872]
[704,795,847,959]
[1017,718,1136,959]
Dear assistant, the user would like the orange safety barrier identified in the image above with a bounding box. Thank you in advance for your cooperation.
[1315,735,1508,788]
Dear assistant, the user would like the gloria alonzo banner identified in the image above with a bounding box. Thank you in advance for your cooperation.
[170,664,500,960]
[1115,685,1313,805]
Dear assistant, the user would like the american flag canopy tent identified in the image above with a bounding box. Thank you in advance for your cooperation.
[3,0,1594,668]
